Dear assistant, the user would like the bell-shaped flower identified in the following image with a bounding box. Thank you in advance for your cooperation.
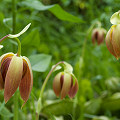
[0,52,33,106]
[92,28,106,45]
[53,72,78,99]
[105,25,120,59]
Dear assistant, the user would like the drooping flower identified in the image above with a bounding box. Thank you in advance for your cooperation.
[0,52,33,106]
[53,72,78,99]
[105,11,120,59]
[105,25,120,59]
[92,28,106,45]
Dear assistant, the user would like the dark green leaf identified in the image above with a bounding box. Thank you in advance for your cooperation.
[49,4,83,23]
[41,100,80,119]
[85,98,102,114]
[102,93,120,111]
[0,102,13,118]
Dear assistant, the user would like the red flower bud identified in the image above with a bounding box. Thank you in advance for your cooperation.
[92,28,105,45]
[53,72,78,99]
[0,52,33,106]
[105,25,120,59]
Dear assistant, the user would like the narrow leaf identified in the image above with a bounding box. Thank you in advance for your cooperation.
[41,100,80,119]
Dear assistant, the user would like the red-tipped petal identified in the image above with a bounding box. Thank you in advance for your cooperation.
[4,55,23,103]
[19,56,33,107]
[0,72,4,90]
[0,53,14,90]
[61,73,71,99]
[68,78,79,98]
[53,72,62,97]
[105,28,117,58]
[0,52,14,65]
[97,31,104,45]
[1,57,12,82]
[92,29,97,44]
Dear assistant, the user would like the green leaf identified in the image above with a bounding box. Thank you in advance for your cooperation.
[21,28,40,48]
[29,54,52,72]
[21,0,84,23]
[0,102,13,118]
[49,4,84,23]
[102,92,120,111]
[41,100,80,119]
[85,98,102,114]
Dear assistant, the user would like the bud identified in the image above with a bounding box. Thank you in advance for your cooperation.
[53,72,78,99]
[105,25,120,59]
[92,28,106,45]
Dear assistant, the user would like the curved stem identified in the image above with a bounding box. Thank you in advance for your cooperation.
[40,61,64,99]
[0,35,9,42]
[14,91,18,120]
[0,36,21,57]
[36,61,64,119]
[14,37,21,57]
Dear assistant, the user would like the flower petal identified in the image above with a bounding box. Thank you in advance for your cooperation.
[97,31,104,45]
[110,11,120,25]
[111,24,120,59]
[0,53,14,90]
[0,52,14,65]
[92,29,97,44]
[1,57,12,82]
[0,72,4,90]
[61,72,71,99]
[53,72,62,97]
[4,55,23,103]
[68,78,79,98]
[19,56,33,107]
[105,28,117,58]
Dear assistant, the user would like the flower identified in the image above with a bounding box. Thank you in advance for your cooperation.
[92,28,106,45]
[105,25,120,59]
[0,52,33,106]
[53,72,78,99]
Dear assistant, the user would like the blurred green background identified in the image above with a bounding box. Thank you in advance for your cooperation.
[0,0,120,120]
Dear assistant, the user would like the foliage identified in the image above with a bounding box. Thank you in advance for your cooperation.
[0,0,120,120]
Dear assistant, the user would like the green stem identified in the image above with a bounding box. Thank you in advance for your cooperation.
[0,36,21,57]
[14,37,21,57]
[77,22,99,120]
[12,0,16,52]
[14,92,18,120]
[12,0,18,119]
[36,61,64,120]
[12,0,16,34]
[40,61,64,99]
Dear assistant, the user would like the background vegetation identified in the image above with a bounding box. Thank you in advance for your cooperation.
[0,0,120,120]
